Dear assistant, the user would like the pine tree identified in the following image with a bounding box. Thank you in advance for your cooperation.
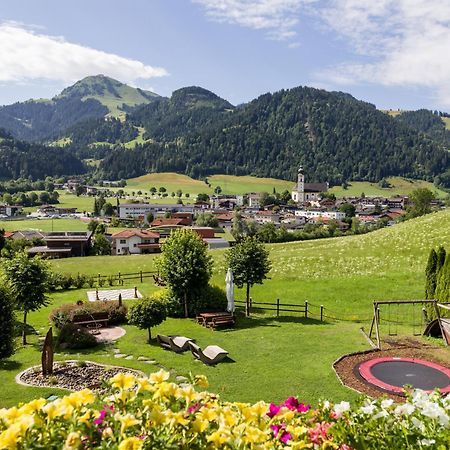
[425,248,438,299]
[435,254,450,305]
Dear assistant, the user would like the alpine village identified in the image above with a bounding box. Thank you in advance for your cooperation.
[0,4,450,450]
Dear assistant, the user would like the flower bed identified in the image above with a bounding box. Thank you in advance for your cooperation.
[1,370,449,449]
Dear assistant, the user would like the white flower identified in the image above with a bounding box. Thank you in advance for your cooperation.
[411,417,425,431]
[419,439,435,447]
[381,399,394,409]
[360,404,376,415]
[333,401,350,417]
[322,400,330,410]
[394,403,415,416]
[373,410,389,420]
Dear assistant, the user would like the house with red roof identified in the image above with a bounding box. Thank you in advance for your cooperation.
[111,229,161,255]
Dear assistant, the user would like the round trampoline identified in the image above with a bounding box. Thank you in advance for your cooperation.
[359,357,450,394]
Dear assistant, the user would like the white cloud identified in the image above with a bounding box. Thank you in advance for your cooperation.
[316,0,450,107]
[0,22,168,84]
[192,0,314,41]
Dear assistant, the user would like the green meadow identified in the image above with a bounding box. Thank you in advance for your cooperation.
[1,209,449,408]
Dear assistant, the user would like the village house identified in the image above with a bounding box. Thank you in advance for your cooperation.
[119,203,195,221]
[37,205,78,216]
[254,210,281,225]
[211,195,244,209]
[27,231,93,258]
[291,167,329,203]
[247,193,263,208]
[0,204,23,217]
[111,229,160,255]
[294,209,346,221]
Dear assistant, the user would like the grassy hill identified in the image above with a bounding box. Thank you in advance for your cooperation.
[330,176,448,198]
[58,75,159,118]
[124,173,294,196]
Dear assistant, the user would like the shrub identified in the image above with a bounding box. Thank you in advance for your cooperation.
[49,301,128,329]
[97,277,105,288]
[47,272,64,291]
[128,296,167,341]
[60,275,73,290]
[57,323,97,349]
[86,275,96,288]
[73,274,87,289]
[163,284,227,318]
[107,275,115,286]
[0,286,14,358]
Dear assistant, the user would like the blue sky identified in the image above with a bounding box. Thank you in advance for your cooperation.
[0,0,449,110]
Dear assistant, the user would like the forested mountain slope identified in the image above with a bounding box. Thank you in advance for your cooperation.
[0,75,159,142]
[0,130,85,179]
[97,86,449,184]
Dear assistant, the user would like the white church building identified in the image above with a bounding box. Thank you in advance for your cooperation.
[291,167,329,203]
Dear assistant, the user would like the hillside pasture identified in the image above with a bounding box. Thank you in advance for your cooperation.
[330,176,447,198]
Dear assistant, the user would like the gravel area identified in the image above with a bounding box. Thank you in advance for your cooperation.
[334,338,450,401]
[18,361,142,392]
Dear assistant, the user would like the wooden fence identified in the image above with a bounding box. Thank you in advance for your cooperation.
[93,270,157,285]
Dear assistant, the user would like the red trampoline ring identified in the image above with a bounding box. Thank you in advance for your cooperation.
[359,357,450,394]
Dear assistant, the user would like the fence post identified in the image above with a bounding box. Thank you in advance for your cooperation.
[304,301,308,318]
[320,305,324,322]
[140,270,143,283]
[134,286,138,298]
[276,298,280,317]
[118,272,121,284]
[97,273,101,285]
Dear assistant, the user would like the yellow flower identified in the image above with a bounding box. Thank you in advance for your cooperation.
[111,373,136,390]
[193,374,209,388]
[19,398,46,415]
[155,382,178,399]
[241,426,266,444]
[192,417,209,433]
[149,406,166,426]
[149,369,170,384]
[136,377,154,394]
[102,427,114,438]
[176,385,198,404]
[250,401,269,418]
[220,407,237,428]
[167,411,189,427]
[198,407,218,423]
[0,423,22,450]
[117,413,140,435]
[118,436,143,450]
[63,432,81,450]
[207,429,230,447]
[78,410,94,426]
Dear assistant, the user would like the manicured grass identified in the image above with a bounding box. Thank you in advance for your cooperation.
[1,210,449,408]
[329,177,447,198]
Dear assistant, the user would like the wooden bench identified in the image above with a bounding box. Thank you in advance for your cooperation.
[72,312,109,329]
[207,315,236,330]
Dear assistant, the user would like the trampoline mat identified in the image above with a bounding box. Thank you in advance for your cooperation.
[371,361,450,390]
[359,358,450,393]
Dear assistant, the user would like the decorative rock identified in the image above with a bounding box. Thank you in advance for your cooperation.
[114,354,127,359]
[144,360,157,364]
[112,348,121,354]
[125,355,134,360]
[176,376,188,383]
[137,356,148,361]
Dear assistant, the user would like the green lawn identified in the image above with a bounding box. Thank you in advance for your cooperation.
[0,218,89,232]
[330,176,447,198]
[1,209,449,408]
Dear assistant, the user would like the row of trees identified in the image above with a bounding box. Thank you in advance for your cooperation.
[425,246,449,304]
[2,190,59,207]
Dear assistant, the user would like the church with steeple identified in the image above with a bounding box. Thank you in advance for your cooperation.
[291,166,329,203]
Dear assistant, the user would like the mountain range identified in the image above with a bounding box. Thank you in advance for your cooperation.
[0,75,449,186]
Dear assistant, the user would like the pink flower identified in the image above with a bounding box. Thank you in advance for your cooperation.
[280,431,292,443]
[188,403,202,414]
[339,445,353,450]
[270,424,282,437]
[94,409,107,426]
[267,403,281,418]
[308,422,332,444]
[283,396,310,413]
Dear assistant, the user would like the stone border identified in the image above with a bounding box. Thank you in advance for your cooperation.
[15,360,144,390]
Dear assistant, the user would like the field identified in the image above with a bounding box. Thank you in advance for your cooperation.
[329,176,447,198]
[1,209,449,408]
[442,116,450,130]
[0,218,89,232]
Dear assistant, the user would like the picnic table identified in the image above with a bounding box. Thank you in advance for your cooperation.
[197,312,235,329]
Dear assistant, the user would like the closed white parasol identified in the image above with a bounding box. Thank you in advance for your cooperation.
[225,268,235,313]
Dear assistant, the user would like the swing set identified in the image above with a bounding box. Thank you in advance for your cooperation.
[368,299,449,349]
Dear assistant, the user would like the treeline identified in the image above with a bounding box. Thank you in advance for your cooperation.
[61,117,138,146]
[2,190,59,207]
[0,97,107,141]
[97,86,449,184]
[396,109,450,150]
[0,130,86,179]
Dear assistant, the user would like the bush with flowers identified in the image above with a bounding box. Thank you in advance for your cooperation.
[0,369,449,449]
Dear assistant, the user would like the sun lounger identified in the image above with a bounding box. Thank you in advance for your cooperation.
[188,342,229,365]
[156,334,194,353]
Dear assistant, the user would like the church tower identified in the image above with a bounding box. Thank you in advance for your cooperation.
[291,166,305,202]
